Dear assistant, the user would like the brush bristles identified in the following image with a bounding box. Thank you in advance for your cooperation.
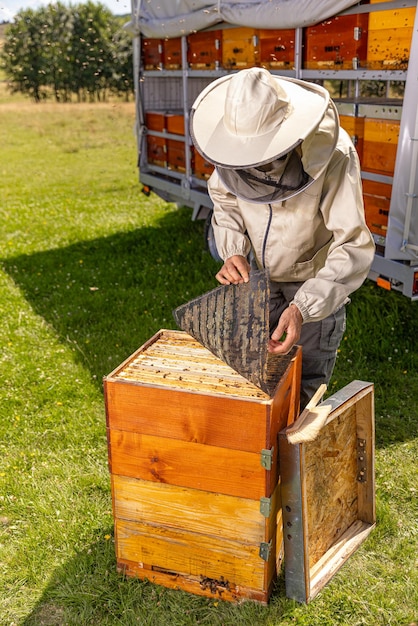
[286,405,332,444]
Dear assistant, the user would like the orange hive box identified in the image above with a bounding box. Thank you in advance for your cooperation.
[187,30,222,69]
[165,111,184,136]
[146,136,166,167]
[259,29,296,69]
[363,116,400,177]
[304,13,369,69]
[163,37,182,69]
[362,178,392,237]
[339,113,365,164]
[166,139,189,172]
[145,111,166,167]
[104,329,301,604]
[192,148,214,180]
[367,0,416,69]
[141,38,164,70]
[222,27,260,69]
[145,111,166,132]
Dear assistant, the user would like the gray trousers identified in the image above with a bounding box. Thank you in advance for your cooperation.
[269,281,346,410]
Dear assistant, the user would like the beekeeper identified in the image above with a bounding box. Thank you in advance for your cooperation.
[190,67,375,408]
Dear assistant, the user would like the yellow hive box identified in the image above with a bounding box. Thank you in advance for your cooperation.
[367,2,416,69]
[222,27,260,69]
[339,114,365,164]
[363,117,400,176]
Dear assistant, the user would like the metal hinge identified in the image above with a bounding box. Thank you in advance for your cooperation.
[354,26,362,41]
[357,438,367,482]
[260,497,272,518]
[259,540,272,561]
[260,447,274,470]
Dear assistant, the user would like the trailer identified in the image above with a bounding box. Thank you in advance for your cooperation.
[129,0,418,299]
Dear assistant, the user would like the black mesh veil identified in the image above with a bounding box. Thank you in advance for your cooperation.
[216,148,313,204]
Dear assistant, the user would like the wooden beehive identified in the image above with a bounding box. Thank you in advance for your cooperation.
[145,111,166,132]
[367,1,415,69]
[165,111,184,136]
[363,116,400,176]
[141,38,164,70]
[259,29,295,69]
[279,381,375,603]
[105,329,302,603]
[304,14,369,69]
[166,139,188,172]
[163,37,182,69]
[362,178,392,236]
[187,30,222,69]
[146,135,166,167]
[192,148,214,180]
[222,27,260,69]
[339,113,365,164]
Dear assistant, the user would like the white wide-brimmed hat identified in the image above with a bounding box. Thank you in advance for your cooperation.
[190,67,335,170]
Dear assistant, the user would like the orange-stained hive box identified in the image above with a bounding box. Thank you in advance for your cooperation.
[222,27,260,69]
[193,148,214,180]
[363,116,400,176]
[163,37,182,69]
[339,113,365,164]
[166,139,189,172]
[304,13,369,69]
[187,30,222,69]
[146,136,166,167]
[367,1,415,69]
[141,38,164,70]
[145,111,167,167]
[259,29,295,69]
[104,329,301,604]
[145,110,166,132]
[165,111,184,136]
[362,178,392,237]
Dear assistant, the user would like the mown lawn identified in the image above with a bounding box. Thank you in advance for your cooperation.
[0,88,417,626]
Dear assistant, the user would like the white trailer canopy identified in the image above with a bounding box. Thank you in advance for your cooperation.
[131,0,362,38]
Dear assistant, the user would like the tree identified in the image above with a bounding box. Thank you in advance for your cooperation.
[2,8,50,101]
[109,23,134,100]
[66,2,114,101]
[1,2,133,102]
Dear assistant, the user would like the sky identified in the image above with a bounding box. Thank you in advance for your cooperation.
[0,0,131,22]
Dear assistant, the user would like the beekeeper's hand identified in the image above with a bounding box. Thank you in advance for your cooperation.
[216,255,250,285]
[268,304,303,354]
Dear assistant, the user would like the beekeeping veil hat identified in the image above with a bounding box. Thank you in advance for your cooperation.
[190,68,339,203]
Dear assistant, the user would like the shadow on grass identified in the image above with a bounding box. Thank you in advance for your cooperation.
[2,206,418,448]
[1,206,220,389]
[20,529,287,626]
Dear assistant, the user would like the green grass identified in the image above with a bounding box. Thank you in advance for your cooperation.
[0,90,417,626]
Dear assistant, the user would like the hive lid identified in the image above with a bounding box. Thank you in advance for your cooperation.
[173,270,284,396]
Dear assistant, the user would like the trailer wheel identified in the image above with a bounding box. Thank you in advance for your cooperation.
[204,211,222,262]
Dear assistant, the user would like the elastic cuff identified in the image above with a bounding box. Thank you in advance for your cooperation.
[290,299,309,323]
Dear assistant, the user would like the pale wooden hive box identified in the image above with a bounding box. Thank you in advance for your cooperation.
[279,381,375,603]
[104,329,302,603]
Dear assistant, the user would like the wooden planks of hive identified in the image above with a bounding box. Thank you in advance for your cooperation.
[279,381,375,603]
[104,329,302,603]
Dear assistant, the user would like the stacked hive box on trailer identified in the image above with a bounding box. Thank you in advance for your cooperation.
[130,0,418,299]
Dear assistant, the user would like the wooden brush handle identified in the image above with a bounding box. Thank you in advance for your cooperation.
[305,384,327,410]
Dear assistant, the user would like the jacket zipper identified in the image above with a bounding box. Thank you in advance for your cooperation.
[262,204,273,268]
